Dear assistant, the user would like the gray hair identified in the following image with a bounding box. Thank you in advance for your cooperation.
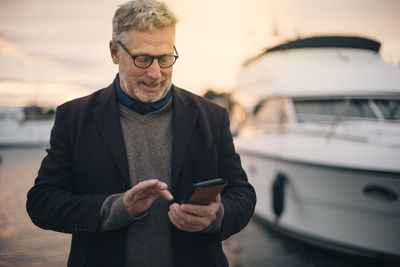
[112,0,179,42]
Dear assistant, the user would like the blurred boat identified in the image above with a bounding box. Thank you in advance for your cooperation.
[0,106,54,147]
[232,36,400,260]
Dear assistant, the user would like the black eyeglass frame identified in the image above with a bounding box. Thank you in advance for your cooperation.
[117,41,179,69]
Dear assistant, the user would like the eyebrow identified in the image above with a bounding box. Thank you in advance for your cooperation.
[118,42,175,56]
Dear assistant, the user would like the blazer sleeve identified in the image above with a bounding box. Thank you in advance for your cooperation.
[218,109,257,241]
[26,106,111,234]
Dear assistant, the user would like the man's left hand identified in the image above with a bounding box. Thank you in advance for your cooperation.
[168,194,221,232]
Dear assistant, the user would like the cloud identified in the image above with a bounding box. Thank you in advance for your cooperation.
[0,35,112,89]
[0,37,52,65]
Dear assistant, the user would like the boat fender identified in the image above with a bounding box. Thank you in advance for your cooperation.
[272,173,287,220]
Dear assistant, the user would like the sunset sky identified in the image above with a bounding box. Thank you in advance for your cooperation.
[0,0,399,106]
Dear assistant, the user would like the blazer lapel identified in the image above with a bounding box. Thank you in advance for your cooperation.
[92,83,131,186]
[171,86,198,189]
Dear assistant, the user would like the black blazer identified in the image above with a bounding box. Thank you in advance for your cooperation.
[26,83,256,267]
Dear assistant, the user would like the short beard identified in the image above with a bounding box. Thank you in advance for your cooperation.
[133,82,171,103]
[120,76,171,103]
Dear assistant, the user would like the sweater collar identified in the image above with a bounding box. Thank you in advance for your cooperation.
[115,73,172,115]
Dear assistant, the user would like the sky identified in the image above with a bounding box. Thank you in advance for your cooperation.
[0,0,399,106]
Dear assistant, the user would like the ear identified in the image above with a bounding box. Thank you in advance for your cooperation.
[109,41,119,64]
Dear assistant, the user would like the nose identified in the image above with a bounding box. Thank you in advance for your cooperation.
[146,59,162,79]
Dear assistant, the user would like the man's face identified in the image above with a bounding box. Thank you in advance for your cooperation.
[110,27,175,103]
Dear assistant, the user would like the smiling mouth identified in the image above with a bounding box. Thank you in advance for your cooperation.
[140,81,162,88]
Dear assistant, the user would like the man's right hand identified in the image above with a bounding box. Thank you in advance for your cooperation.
[123,179,173,217]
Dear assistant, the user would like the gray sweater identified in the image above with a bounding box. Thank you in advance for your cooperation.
[99,98,223,266]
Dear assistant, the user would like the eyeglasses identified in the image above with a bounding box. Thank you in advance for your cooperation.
[117,41,179,69]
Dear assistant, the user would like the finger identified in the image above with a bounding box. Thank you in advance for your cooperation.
[128,188,172,207]
[168,205,186,228]
[170,208,209,232]
[169,206,197,231]
[214,193,221,203]
[156,182,169,190]
[170,204,192,225]
[207,192,221,204]
[170,204,208,229]
[181,201,219,217]
[158,189,173,201]
[132,188,166,203]
[125,179,159,201]
[132,179,160,193]
[168,212,202,232]
[168,209,186,231]
[180,204,206,216]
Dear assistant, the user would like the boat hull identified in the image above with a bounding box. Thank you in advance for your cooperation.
[238,149,400,258]
[0,120,53,147]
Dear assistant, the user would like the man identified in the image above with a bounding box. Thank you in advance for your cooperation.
[26,0,256,266]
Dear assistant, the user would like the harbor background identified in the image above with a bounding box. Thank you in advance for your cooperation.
[1,0,400,106]
[0,147,398,267]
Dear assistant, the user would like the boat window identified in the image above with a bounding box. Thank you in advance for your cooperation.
[253,98,281,124]
[374,100,400,121]
[294,99,377,123]
[345,99,376,119]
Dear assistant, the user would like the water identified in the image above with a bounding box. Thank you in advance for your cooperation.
[0,148,398,267]
[0,148,69,267]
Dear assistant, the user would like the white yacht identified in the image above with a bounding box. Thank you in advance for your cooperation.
[232,36,400,260]
[0,106,54,147]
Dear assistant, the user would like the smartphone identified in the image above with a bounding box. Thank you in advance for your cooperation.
[184,178,227,205]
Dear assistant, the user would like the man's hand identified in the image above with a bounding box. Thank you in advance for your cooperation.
[123,179,173,217]
[168,194,221,232]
